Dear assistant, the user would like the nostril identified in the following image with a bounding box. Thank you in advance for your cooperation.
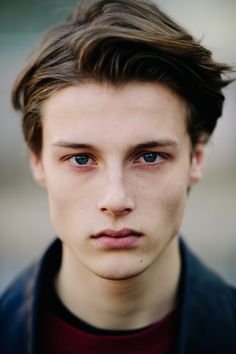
[123,208,132,213]
[100,207,107,212]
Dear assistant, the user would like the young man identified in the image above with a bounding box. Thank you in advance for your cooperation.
[0,0,235,353]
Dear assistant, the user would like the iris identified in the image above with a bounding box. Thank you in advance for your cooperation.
[75,155,89,165]
[143,152,157,163]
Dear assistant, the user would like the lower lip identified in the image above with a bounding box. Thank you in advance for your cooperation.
[91,235,141,249]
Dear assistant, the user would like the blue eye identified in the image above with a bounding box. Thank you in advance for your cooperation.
[142,152,158,163]
[74,155,90,165]
[68,154,96,168]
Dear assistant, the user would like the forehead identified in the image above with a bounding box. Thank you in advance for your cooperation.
[41,82,188,148]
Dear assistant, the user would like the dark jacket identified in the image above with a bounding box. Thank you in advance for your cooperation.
[0,238,236,354]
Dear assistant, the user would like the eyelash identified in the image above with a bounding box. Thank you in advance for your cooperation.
[65,151,167,168]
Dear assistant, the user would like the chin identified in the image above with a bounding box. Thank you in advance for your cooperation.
[91,262,149,281]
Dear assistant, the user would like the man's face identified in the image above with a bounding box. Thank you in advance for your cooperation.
[32,82,204,280]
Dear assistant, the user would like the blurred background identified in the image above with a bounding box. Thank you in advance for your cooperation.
[0,0,236,294]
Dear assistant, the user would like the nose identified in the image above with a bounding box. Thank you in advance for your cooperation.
[97,173,135,217]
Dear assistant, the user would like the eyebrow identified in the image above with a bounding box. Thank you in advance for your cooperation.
[53,142,96,150]
[129,140,179,152]
[53,139,179,152]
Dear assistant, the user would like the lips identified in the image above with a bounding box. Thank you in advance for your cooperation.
[91,228,143,249]
[92,228,143,239]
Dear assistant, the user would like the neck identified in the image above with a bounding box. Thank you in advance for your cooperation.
[55,237,181,330]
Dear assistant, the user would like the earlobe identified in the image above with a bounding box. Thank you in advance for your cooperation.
[189,142,206,186]
[30,153,46,187]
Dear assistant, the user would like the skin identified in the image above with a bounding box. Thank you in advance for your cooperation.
[31,82,205,329]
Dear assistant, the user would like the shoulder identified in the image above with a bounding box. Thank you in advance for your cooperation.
[0,238,61,317]
[178,239,236,353]
[180,238,236,304]
[0,262,40,353]
[0,262,39,316]
[0,239,61,353]
[0,238,61,320]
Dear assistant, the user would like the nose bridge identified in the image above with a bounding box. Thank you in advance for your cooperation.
[105,161,129,201]
[97,160,135,215]
[106,160,125,189]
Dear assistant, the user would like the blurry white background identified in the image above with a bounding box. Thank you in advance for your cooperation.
[0,0,236,294]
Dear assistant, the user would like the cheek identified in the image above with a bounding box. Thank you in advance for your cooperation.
[164,183,188,220]
[136,173,188,225]
[45,175,94,234]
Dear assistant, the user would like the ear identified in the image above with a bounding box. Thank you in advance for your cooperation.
[30,153,46,187]
[189,141,206,187]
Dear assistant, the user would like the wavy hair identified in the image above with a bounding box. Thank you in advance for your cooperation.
[12,0,233,154]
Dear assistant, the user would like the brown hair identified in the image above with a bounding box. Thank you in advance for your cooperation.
[12,0,233,154]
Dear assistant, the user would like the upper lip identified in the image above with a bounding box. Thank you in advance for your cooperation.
[92,228,143,238]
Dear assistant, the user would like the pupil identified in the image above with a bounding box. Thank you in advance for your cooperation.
[75,155,89,165]
[144,153,156,163]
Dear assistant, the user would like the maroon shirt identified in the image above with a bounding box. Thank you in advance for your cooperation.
[40,308,177,354]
